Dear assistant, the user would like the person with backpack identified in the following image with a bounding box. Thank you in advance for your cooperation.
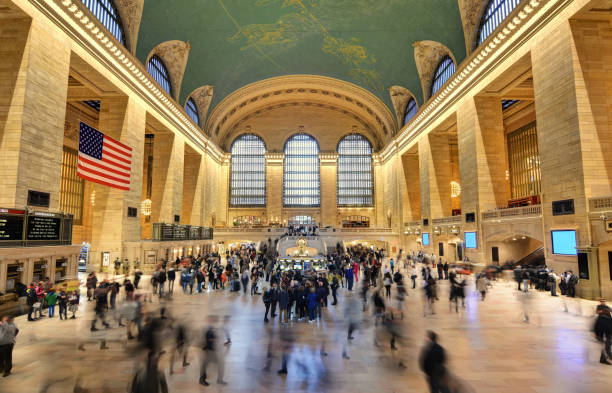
[167,264,176,293]
[196,268,205,293]
[263,287,272,323]
[331,275,340,305]
[57,288,68,320]
[26,284,38,321]
[45,288,57,318]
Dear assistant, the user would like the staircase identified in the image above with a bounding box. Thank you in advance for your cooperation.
[514,246,545,267]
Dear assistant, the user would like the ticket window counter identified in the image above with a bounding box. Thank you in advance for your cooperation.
[6,262,25,292]
[32,260,48,283]
[55,258,68,283]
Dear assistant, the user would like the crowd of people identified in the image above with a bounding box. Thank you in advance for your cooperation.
[1,242,611,392]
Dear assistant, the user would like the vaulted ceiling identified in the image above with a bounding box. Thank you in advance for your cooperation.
[136,0,466,118]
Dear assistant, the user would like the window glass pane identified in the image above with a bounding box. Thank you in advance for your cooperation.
[230,134,266,206]
[283,134,320,207]
[337,134,373,207]
[477,0,522,46]
[185,98,200,126]
[403,98,418,125]
[80,0,125,46]
[147,56,172,96]
[431,56,456,96]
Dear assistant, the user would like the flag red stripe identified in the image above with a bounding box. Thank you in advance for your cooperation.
[104,135,132,152]
[103,141,132,158]
[78,163,130,184]
[79,155,130,177]
[102,149,131,165]
[78,173,130,190]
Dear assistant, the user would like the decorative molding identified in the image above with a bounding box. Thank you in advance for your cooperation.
[413,40,456,102]
[31,0,216,158]
[186,85,214,133]
[114,0,144,55]
[146,40,191,101]
[458,0,488,55]
[380,0,568,165]
[205,75,397,149]
[389,85,418,127]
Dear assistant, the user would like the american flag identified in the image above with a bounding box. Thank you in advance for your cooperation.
[77,122,132,191]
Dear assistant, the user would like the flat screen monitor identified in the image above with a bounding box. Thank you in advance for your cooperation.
[551,230,577,255]
[422,232,430,246]
[465,231,477,249]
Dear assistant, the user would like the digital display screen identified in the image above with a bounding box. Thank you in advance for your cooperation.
[0,214,24,241]
[465,231,477,249]
[551,230,577,255]
[422,232,430,246]
[26,216,61,241]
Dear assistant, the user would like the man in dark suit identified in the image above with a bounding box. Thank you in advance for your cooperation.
[419,331,448,393]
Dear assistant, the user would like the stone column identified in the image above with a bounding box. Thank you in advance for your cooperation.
[266,154,284,224]
[457,96,507,213]
[320,153,337,227]
[0,18,70,209]
[89,97,146,272]
[419,132,452,221]
[373,157,385,227]
[456,96,507,263]
[182,148,204,225]
[532,20,595,298]
[400,150,420,222]
[151,132,184,224]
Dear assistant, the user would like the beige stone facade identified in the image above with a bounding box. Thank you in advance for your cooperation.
[1,0,612,299]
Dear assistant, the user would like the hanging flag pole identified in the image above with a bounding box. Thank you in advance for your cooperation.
[77,122,132,191]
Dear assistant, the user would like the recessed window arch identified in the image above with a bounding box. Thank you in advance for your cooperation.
[283,133,320,207]
[430,56,456,97]
[185,98,200,126]
[477,0,522,47]
[80,0,126,46]
[147,55,172,96]
[337,134,373,207]
[403,98,418,125]
[230,134,267,207]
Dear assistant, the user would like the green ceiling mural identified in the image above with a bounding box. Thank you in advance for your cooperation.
[136,0,466,117]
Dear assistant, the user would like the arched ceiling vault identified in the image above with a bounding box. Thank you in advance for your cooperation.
[206,75,396,151]
[136,0,466,114]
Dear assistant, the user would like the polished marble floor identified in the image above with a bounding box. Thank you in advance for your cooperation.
[1,267,610,393]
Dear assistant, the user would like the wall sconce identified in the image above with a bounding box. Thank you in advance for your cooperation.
[90,190,96,206]
[141,199,152,216]
[450,181,461,198]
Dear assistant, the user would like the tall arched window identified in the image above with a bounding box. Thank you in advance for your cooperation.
[230,134,266,207]
[431,56,456,97]
[80,0,126,46]
[403,98,418,125]
[477,0,522,47]
[283,134,320,207]
[185,98,200,126]
[147,56,172,96]
[337,134,373,207]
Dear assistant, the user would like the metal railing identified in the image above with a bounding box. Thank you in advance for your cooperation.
[431,216,462,225]
[481,205,542,221]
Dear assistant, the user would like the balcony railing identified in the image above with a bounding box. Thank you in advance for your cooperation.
[589,196,612,212]
[404,221,420,227]
[482,205,542,221]
[431,216,462,225]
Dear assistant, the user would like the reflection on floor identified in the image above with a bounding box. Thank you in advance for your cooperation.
[2,270,611,393]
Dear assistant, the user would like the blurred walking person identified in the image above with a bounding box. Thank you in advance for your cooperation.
[419,331,447,393]
[199,316,227,386]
